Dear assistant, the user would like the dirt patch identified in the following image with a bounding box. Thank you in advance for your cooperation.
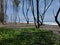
[0,23,60,34]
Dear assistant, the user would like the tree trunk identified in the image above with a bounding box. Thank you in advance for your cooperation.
[36,0,40,28]
[27,21,29,24]
[55,8,60,27]
[0,0,4,24]
[31,0,37,28]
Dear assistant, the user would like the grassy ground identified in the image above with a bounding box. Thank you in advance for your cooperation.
[0,27,60,45]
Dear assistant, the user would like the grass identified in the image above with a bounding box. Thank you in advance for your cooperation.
[0,27,60,45]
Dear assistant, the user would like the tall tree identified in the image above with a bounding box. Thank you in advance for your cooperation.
[4,0,8,24]
[36,0,40,28]
[0,0,4,24]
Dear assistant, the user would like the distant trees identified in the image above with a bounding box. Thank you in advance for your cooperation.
[0,0,4,24]
[22,0,31,24]
[1,0,60,28]
[13,0,20,24]
[0,0,8,24]
[4,0,8,24]
[22,0,40,27]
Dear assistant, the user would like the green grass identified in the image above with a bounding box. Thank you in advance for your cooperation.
[0,27,60,45]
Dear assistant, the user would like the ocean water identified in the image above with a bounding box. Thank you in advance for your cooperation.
[20,21,58,25]
[43,22,58,25]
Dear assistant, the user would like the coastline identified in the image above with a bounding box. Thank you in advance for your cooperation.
[0,22,60,34]
[19,22,58,25]
[6,22,58,25]
[43,22,58,25]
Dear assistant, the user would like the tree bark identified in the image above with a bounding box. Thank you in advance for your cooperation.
[55,8,60,27]
[36,0,40,28]
[0,0,4,24]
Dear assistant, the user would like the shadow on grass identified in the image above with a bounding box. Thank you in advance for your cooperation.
[0,31,60,45]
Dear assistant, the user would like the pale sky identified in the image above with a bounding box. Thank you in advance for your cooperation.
[6,0,60,22]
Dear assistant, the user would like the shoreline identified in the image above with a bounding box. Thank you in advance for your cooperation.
[0,23,60,34]
[5,22,58,25]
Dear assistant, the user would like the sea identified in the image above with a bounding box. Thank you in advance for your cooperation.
[43,22,58,25]
[20,21,58,25]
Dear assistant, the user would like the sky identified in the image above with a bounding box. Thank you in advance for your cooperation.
[6,0,60,23]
